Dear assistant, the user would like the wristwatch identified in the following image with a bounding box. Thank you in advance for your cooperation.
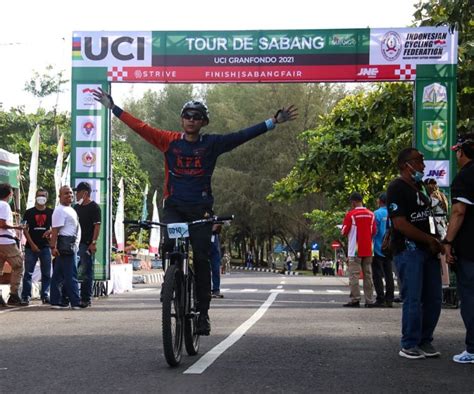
[441,239,453,245]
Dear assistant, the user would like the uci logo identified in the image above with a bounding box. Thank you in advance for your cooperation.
[84,36,145,61]
[74,32,151,66]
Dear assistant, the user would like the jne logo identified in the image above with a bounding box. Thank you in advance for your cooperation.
[357,67,379,78]
[427,169,446,177]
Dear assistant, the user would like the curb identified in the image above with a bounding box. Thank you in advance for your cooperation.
[133,272,164,284]
[231,265,300,276]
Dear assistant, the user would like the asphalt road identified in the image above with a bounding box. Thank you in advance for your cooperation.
[1,272,472,393]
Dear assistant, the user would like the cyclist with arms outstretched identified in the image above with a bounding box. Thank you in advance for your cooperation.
[93,88,297,335]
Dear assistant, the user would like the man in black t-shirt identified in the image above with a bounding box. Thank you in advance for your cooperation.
[386,148,444,360]
[444,134,474,364]
[73,182,101,308]
[21,189,53,305]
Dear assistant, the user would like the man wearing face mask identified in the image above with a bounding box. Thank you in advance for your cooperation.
[386,148,444,360]
[20,189,53,305]
[73,182,101,308]
[0,183,24,307]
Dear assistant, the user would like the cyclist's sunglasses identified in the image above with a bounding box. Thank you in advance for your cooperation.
[182,111,205,121]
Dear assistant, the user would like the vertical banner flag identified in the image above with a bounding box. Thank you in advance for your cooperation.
[138,183,149,245]
[54,133,64,206]
[27,125,40,209]
[114,177,125,251]
[61,154,71,191]
[149,190,160,255]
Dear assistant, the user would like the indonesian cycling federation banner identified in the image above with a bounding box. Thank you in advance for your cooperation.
[70,27,457,282]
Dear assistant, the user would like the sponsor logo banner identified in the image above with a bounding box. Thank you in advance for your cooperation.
[75,116,101,142]
[422,82,448,109]
[370,27,457,65]
[76,84,102,110]
[73,32,152,67]
[75,147,102,173]
[423,160,450,187]
[422,120,447,153]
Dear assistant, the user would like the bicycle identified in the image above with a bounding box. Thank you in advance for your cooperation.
[124,215,233,367]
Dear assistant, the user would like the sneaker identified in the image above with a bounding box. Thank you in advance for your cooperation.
[418,342,441,358]
[399,347,426,360]
[453,350,474,364]
[393,297,403,303]
[20,298,30,306]
[50,304,69,310]
[7,294,22,306]
[211,291,224,298]
[71,306,82,310]
[196,313,211,336]
[0,296,8,308]
[366,302,383,308]
[343,301,360,308]
[42,296,50,305]
[79,301,91,308]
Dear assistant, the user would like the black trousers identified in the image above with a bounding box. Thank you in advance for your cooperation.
[372,254,395,303]
[162,201,213,312]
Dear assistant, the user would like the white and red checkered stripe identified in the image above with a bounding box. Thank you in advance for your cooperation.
[394,64,416,80]
[107,67,128,82]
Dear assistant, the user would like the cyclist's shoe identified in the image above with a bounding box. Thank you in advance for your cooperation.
[196,313,211,336]
[211,291,224,298]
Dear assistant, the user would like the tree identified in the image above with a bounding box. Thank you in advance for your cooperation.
[24,65,68,112]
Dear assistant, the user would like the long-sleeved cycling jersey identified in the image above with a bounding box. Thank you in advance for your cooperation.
[112,106,274,205]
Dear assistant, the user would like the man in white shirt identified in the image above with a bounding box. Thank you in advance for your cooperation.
[0,183,24,307]
[49,185,82,309]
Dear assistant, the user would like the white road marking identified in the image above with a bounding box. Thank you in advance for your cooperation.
[280,281,286,284]
[241,289,258,292]
[298,289,314,294]
[184,292,278,375]
[276,285,283,289]
[326,290,343,293]
[270,289,285,293]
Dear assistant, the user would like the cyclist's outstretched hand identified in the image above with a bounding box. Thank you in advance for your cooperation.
[273,105,298,124]
[92,87,115,109]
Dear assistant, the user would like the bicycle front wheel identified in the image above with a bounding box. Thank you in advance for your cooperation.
[184,269,200,355]
[162,264,184,367]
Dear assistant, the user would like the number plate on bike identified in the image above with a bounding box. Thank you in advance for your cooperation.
[166,223,189,239]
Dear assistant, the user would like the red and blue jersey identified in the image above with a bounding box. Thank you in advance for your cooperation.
[113,106,272,205]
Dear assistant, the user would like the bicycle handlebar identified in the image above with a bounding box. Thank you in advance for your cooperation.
[124,215,234,229]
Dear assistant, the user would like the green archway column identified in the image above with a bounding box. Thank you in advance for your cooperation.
[71,67,111,281]
[414,64,457,198]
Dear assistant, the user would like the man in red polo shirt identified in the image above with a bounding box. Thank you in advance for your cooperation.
[341,192,377,307]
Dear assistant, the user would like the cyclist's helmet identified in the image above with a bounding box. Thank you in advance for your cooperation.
[181,100,210,123]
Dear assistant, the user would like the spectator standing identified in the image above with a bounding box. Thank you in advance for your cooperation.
[20,189,53,305]
[311,258,319,276]
[387,148,444,360]
[372,192,395,307]
[210,224,223,298]
[443,134,474,364]
[0,183,24,306]
[286,253,292,273]
[49,185,82,309]
[341,192,376,308]
[74,182,101,308]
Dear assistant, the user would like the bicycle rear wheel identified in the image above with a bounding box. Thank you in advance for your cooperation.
[162,264,184,366]
[184,269,200,355]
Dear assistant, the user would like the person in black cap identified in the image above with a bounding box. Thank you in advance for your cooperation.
[372,192,394,307]
[73,182,101,308]
[386,148,444,360]
[444,133,474,364]
[341,192,376,307]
